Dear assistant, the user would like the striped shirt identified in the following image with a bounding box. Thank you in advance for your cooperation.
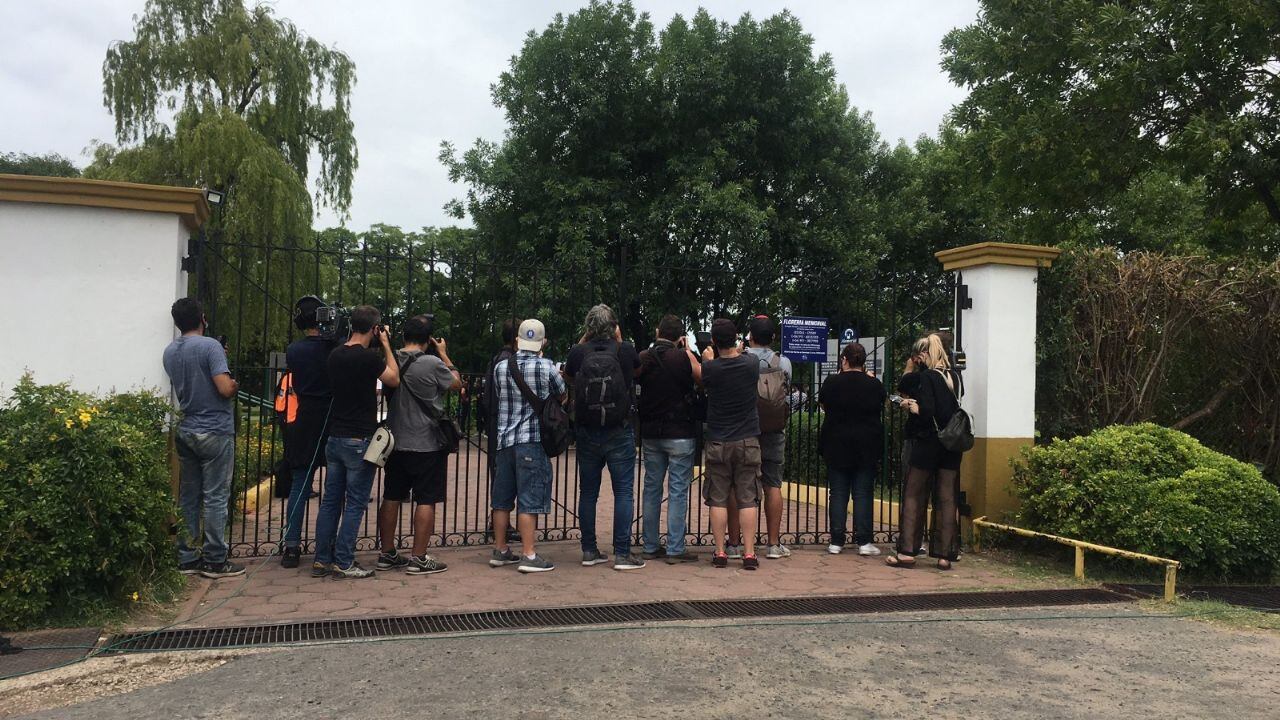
[495,350,566,450]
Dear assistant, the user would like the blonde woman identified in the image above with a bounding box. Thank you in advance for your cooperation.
[887,334,963,570]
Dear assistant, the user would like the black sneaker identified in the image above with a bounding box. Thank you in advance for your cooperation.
[376,549,409,571]
[613,554,646,571]
[199,560,246,579]
[712,552,728,568]
[178,559,203,575]
[664,551,700,565]
[406,554,448,575]
[742,554,760,571]
[311,561,332,578]
[280,547,300,569]
[641,547,667,560]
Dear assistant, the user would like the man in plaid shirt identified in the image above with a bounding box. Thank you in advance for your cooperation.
[489,318,565,573]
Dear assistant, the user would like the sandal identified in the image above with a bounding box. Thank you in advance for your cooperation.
[937,559,952,571]
[884,554,915,568]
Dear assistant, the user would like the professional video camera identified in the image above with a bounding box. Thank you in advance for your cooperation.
[315,304,351,341]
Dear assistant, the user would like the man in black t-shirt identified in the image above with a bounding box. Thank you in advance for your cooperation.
[700,319,762,570]
[636,314,702,564]
[564,304,646,571]
[280,296,339,568]
[312,305,400,580]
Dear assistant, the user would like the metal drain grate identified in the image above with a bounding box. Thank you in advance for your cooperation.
[1108,583,1279,612]
[106,588,1128,653]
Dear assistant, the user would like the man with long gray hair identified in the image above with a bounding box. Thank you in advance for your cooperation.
[564,304,646,571]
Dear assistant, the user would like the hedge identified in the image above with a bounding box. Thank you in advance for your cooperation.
[1011,423,1280,579]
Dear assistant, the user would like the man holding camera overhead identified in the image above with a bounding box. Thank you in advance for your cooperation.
[312,305,400,580]
[375,314,461,576]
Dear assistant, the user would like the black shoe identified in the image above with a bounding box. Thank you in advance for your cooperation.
[376,549,409,571]
[200,560,246,579]
[712,553,728,568]
[742,554,760,571]
[280,547,301,568]
[664,551,700,565]
[641,546,667,560]
[178,559,203,575]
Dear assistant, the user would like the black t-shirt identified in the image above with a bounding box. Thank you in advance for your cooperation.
[819,370,886,469]
[286,335,338,404]
[702,354,760,442]
[326,344,386,438]
[565,338,640,421]
[637,341,696,439]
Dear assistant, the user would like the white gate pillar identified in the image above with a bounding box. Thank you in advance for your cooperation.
[934,242,1060,521]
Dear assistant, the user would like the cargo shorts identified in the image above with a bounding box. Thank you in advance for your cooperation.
[702,437,763,508]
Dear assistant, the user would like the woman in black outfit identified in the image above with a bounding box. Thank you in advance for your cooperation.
[819,342,887,555]
[888,334,963,570]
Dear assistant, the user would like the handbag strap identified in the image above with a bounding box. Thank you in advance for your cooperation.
[507,355,546,413]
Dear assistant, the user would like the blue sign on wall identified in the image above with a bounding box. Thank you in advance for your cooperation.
[781,316,829,362]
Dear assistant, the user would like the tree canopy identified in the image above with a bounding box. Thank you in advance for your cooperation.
[85,0,357,238]
[442,1,889,335]
[943,0,1280,256]
[0,152,80,178]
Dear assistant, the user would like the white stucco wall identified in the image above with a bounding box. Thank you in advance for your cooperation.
[959,263,1039,438]
[0,201,187,396]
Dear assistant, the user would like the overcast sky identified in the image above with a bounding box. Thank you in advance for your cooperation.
[1,1,980,232]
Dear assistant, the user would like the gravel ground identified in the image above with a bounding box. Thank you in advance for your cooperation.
[6,604,1279,719]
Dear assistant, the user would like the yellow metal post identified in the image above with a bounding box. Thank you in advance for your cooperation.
[1164,564,1178,602]
[1074,546,1085,580]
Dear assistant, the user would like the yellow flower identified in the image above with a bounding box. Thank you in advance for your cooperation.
[131,591,140,602]
[64,419,75,429]
[48,434,58,442]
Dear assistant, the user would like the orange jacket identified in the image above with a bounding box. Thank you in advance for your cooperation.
[274,371,297,424]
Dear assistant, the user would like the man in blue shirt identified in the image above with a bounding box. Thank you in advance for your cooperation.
[162,298,244,579]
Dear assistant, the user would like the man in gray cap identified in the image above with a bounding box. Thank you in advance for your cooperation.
[488,318,565,573]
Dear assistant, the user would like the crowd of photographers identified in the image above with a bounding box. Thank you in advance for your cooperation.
[163,295,966,579]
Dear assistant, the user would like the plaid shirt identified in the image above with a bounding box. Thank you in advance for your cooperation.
[495,350,566,450]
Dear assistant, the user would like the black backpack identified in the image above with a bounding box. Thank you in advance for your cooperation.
[508,356,573,457]
[573,342,631,428]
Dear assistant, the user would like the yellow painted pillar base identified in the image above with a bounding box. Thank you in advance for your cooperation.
[960,436,1033,523]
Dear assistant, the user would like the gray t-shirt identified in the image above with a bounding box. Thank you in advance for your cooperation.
[388,349,457,452]
[162,335,233,435]
[746,346,793,383]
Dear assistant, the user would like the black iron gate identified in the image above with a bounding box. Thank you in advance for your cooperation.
[193,232,954,557]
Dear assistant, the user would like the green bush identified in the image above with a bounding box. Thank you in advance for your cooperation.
[1011,423,1280,579]
[783,411,824,485]
[0,376,179,628]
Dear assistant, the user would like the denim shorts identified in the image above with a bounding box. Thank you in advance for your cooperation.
[492,442,552,515]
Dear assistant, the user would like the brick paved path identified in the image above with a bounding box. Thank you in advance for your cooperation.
[171,543,1023,629]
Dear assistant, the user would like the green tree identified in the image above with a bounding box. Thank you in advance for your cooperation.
[943,0,1280,256]
[0,152,80,177]
[442,1,887,338]
[85,0,357,238]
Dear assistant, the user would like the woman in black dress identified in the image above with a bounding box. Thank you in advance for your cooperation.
[819,342,886,555]
[887,334,963,570]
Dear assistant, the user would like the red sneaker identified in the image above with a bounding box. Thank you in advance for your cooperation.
[742,554,759,570]
[712,552,728,568]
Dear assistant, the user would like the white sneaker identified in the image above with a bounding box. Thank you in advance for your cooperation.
[765,544,791,559]
[858,543,882,556]
[725,545,743,560]
[827,544,843,555]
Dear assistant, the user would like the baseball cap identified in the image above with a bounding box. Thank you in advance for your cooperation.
[517,318,546,352]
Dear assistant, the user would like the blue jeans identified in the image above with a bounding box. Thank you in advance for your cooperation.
[828,465,877,547]
[174,430,235,565]
[492,442,552,514]
[283,464,320,549]
[314,436,374,569]
[641,437,696,555]
[576,425,636,557]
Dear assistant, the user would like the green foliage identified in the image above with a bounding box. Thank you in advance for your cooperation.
[1011,423,1280,578]
[783,411,824,486]
[87,0,357,239]
[0,377,178,628]
[943,0,1280,256]
[0,152,80,177]
[442,1,888,335]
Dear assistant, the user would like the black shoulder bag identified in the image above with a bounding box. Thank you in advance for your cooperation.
[399,354,463,454]
[932,369,974,453]
[508,356,572,457]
